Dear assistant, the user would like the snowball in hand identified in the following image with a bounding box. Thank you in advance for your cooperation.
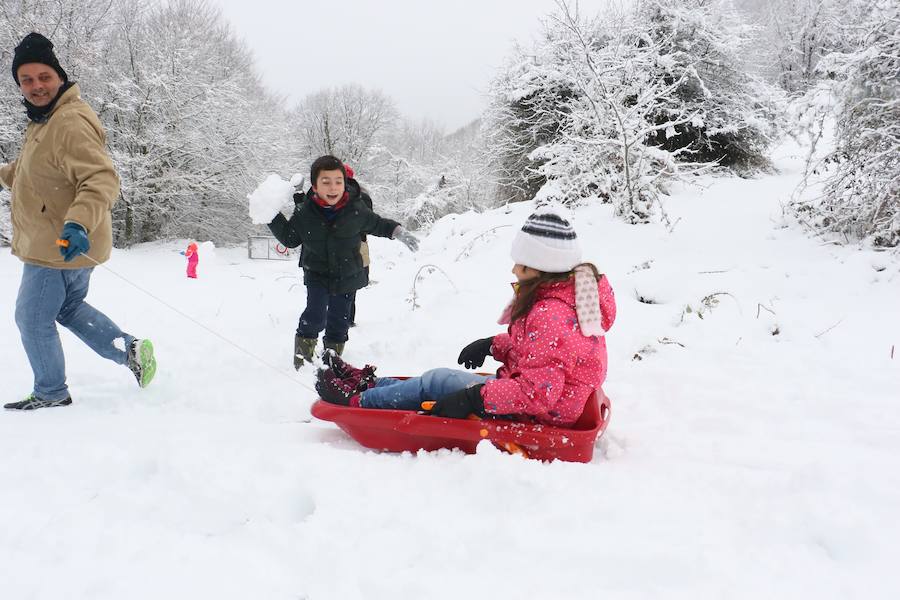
[289,173,306,189]
[248,174,294,224]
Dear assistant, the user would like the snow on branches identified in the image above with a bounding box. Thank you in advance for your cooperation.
[484,0,778,224]
[792,2,900,248]
[0,189,10,247]
[0,0,296,246]
[760,0,871,95]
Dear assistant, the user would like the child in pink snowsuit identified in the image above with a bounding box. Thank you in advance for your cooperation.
[182,242,198,278]
[316,207,617,428]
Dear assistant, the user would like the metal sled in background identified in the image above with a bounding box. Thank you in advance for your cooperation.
[310,387,611,463]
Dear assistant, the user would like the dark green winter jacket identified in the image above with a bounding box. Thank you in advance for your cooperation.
[268,178,399,294]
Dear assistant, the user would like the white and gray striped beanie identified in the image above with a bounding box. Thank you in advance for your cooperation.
[510,207,582,273]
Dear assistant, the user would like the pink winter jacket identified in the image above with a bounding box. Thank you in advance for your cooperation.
[481,276,616,428]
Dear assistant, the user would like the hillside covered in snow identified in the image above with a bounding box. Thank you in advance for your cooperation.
[1,140,898,599]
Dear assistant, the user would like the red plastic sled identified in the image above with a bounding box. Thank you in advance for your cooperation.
[311,385,611,463]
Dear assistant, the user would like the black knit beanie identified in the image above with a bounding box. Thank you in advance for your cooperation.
[12,32,68,85]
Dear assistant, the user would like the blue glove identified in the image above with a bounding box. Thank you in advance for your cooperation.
[179,251,185,256]
[59,222,89,262]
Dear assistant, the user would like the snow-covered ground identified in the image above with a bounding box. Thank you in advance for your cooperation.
[1,141,898,599]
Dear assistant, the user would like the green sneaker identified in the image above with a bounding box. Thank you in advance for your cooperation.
[127,339,157,388]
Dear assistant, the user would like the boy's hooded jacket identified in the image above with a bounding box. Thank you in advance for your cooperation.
[482,275,617,427]
[268,178,399,294]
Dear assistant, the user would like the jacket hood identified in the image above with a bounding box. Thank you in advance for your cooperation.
[535,277,577,307]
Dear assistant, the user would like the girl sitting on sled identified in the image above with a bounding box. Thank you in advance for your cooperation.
[316,206,616,428]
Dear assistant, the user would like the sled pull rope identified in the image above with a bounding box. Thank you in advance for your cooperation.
[70,252,318,394]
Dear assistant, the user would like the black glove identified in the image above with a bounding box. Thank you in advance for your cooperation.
[427,384,485,419]
[394,227,419,252]
[457,337,494,369]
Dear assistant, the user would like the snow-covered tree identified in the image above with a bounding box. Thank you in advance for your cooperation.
[385,119,493,228]
[291,84,397,176]
[0,0,297,246]
[759,0,870,94]
[100,0,295,245]
[0,0,498,239]
[793,2,900,248]
[484,0,778,222]
[364,117,492,227]
[536,2,678,222]
[482,41,574,205]
[638,0,780,172]
[0,0,118,160]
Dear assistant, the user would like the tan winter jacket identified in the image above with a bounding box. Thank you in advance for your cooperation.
[0,84,119,269]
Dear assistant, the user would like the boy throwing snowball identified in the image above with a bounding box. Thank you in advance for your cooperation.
[254,155,418,369]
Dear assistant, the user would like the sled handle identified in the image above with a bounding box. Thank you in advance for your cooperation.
[500,441,529,458]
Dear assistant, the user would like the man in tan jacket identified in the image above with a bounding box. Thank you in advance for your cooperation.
[0,33,157,410]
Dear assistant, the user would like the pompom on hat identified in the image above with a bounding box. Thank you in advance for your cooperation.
[510,205,582,273]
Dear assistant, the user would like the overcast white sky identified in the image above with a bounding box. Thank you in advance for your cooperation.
[209,0,610,131]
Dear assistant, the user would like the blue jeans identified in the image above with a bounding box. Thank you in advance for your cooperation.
[360,368,493,410]
[298,282,354,343]
[15,264,133,401]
